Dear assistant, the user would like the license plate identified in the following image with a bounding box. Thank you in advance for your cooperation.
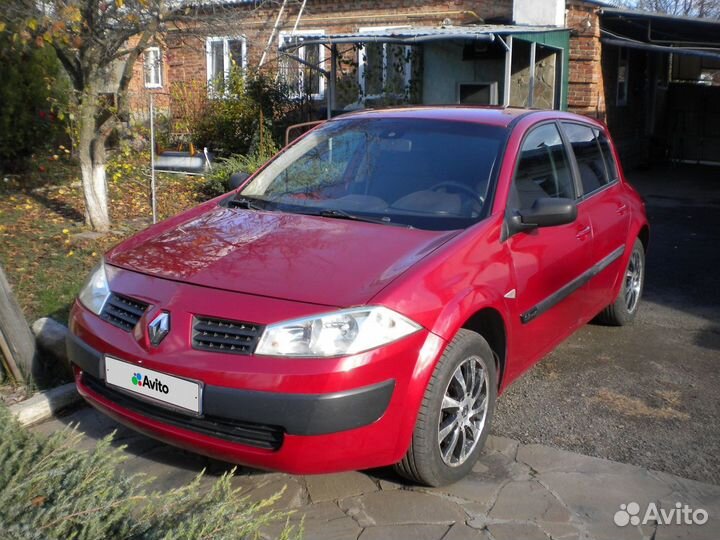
[105,356,201,414]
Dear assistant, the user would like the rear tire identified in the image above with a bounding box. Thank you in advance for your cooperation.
[394,329,497,486]
[596,238,645,326]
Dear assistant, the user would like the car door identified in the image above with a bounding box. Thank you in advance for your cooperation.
[561,122,630,313]
[504,122,594,382]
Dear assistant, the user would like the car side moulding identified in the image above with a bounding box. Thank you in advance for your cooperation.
[521,245,626,324]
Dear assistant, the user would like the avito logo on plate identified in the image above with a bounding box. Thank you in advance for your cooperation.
[131,372,169,394]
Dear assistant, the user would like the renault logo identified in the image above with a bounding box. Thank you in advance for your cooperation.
[148,311,170,346]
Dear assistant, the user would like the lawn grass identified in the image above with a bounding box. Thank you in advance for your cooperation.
[0,148,209,324]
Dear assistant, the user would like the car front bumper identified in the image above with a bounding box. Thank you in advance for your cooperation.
[68,298,445,474]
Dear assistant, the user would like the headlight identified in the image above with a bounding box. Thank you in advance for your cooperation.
[78,261,110,316]
[255,306,422,357]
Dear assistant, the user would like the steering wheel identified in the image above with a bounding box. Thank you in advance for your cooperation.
[429,181,485,206]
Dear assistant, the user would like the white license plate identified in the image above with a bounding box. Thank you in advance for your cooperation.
[105,356,201,414]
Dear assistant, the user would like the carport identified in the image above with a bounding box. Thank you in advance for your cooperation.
[598,7,720,165]
[279,25,571,117]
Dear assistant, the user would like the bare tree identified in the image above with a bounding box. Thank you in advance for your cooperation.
[1,1,257,231]
[618,0,720,18]
[1,1,174,230]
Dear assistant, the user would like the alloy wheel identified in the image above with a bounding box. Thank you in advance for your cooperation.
[625,250,643,313]
[437,355,489,467]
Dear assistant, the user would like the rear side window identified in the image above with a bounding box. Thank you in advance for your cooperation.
[596,130,619,181]
[562,122,610,196]
[513,123,575,210]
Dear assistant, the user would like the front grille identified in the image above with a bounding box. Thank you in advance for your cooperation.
[82,373,284,450]
[100,293,149,331]
[192,316,263,355]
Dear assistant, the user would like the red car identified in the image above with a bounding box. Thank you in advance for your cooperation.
[68,107,648,486]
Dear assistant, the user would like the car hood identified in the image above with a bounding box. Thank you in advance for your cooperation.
[106,205,458,307]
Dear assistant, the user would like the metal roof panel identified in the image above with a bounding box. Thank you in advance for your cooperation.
[280,25,568,49]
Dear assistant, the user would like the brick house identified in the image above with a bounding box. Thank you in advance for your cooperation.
[126,0,720,166]
[128,0,569,117]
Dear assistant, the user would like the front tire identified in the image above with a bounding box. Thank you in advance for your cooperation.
[395,329,497,486]
[596,238,645,326]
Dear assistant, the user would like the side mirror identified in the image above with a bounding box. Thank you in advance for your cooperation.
[509,197,577,234]
[229,171,250,190]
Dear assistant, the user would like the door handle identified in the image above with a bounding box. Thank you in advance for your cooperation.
[576,226,592,240]
[616,204,628,215]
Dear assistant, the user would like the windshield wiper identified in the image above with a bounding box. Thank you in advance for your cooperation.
[228,196,267,211]
[315,209,413,228]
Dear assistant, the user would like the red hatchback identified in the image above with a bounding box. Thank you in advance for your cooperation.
[68,107,648,486]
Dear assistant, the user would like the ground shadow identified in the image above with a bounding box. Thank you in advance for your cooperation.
[628,165,720,351]
[27,190,85,223]
[45,402,268,481]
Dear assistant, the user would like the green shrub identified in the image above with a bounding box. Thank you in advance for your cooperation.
[198,140,279,200]
[0,36,68,172]
[0,406,301,539]
[190,69,292,158]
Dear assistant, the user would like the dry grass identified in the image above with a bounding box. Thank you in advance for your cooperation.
[589,388,690,421]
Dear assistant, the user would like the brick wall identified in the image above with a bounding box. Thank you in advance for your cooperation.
[566,0,605,119]
[128,36,171,117]
[566,0,655,167]
[127,0,513,118]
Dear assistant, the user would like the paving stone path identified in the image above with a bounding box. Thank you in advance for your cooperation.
[32,406,720,540]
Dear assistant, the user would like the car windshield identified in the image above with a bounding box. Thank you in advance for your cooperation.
[238,118,508,230]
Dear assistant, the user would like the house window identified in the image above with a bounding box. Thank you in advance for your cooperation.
[144,47,163,89]
[617,48,629,106]
[279,31,325,99]
[358,27,412,102]
[206,36,247,95]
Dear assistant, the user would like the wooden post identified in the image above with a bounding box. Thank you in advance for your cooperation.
[0,265,39,384]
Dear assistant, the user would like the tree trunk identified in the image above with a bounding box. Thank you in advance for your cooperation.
[78,90,111,232]
[0,265,39,384]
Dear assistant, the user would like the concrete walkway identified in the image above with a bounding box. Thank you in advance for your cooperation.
[31,405,719,540]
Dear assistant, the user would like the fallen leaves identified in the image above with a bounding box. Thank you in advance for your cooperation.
[0,152,205,323]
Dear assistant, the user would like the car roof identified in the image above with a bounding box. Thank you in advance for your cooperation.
[332,106,603,130]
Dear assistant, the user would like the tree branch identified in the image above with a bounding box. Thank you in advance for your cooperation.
[53,45,84,91]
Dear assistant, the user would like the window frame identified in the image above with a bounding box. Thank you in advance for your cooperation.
[206,36,247,97]
[559,120,620,201]
[507,120,579,213]
[616,47,629,107]
[595,129,619,183]
[144,47,163,89]
[278,30,326,101]
[357,26,412,103]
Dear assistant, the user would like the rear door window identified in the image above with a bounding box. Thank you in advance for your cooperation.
[562,122,613,196]
[513,123,575,211]
[596,130,619,182]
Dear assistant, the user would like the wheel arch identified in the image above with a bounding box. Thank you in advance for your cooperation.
[609,219,649,298]
[461,307,507,391]
[638,224,650,253]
